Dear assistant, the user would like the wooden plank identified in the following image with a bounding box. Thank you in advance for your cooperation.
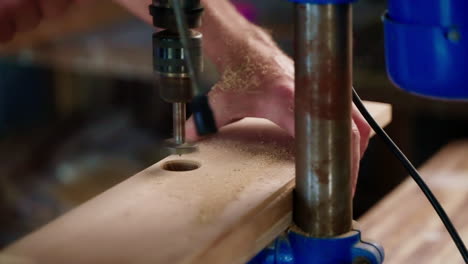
[360,141,468,264]
[2,102,391,264]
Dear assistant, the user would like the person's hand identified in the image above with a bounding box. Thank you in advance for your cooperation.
[0,0,81,42]
[185,34,295,138]
[184,27,371,194]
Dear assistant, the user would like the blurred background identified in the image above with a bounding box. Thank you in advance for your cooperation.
[0,0,467,248]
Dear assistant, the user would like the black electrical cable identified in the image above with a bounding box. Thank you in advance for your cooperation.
[352,88,468,263]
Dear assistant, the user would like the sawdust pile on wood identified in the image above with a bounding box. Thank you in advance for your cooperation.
[156,102,294,226]
[194,138,293,224]
[159,134,293,225]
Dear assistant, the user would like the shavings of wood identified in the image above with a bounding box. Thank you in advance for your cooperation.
[192,138,293,224]
[213,34,290,94]
[215,55,278,94]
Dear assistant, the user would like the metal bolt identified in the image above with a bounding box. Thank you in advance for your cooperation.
[447,28,461,43]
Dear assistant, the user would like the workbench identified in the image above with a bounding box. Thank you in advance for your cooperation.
[360,141,468,264]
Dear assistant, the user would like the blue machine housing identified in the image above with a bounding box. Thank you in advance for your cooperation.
[385,0,468,99]
[248,229,384,264]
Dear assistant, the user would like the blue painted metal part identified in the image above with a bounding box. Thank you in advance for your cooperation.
[248,229,384,264]
[388,0,468,26]
[385,0,468,99]
[248,235,294,264]
[287,0,356,4]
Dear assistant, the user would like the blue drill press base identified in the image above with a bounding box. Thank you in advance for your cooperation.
[248,227,384,264]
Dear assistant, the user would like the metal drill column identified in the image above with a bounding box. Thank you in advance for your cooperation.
[294,3,354,237]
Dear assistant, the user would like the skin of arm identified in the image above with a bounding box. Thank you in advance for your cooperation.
[0,0,371,193]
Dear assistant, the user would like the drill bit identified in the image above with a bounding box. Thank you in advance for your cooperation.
[165,102,197,155]
[173,102,186,145]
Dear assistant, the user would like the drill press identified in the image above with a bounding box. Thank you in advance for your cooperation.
[151,0,382,262]
[150,0,216,155]
[251,0,468,262]
[250,0,384,263]
[150,0,466,262]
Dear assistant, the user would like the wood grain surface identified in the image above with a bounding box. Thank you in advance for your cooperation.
[360,141,468,264]
[2,102,391,264]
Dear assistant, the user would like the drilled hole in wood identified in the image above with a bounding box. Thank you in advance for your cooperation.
[162,160,200,172]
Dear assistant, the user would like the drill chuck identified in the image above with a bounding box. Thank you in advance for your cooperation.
[149,0,203,30]
[150,0,217,150]
[153,29,203,103]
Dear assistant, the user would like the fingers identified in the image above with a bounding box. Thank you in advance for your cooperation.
[183,78,366,199]
[350,105,371,196]
[351,121,361,197]
[185,76,296,141]
[185,89,246,141]
[352,104,371,158]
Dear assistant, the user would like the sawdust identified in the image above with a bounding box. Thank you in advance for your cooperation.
[161,138,292,225]
[213,39,282,94]
[197,171,248,224]
[158,128,293,225]
[194,138,293,224]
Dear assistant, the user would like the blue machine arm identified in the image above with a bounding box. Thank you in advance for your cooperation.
[385,0,468,99]
[292,0,468,99]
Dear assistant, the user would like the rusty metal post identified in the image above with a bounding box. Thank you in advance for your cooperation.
[293,3,353,237]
